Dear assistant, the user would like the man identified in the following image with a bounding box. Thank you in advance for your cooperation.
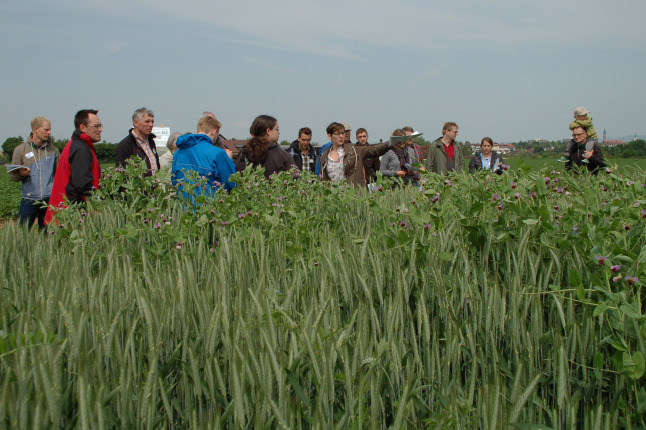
[341,122,352,144]
[402,125,424,165]
[565,126,606,175]
[202,111,233,157]
[425,122,464,175]
[286,127,318,174]
[171,115,236,201]
[10,116,60,229]
[45,109,102,225]
[355,128,379,184]
[116,107,160,176]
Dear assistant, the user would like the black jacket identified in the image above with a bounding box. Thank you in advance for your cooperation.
[286,140,318,173]
[468,151,504,174]
[234,143,295,178]
[115,129,160,176]
[565,139,607,175]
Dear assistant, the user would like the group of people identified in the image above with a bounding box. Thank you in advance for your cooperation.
[9,106,606,230]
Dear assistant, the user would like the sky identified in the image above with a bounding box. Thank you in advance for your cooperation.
[1,0,645,147]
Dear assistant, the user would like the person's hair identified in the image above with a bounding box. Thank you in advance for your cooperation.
[31,116,50,130]
[298,127,312,138]
[480,137,493,147]
[442,122,458,135]
[402,126,414,133]
[246,115,278,164]
[201,111,216,119]
[356,128,367,136]
[197,115,222,134]
[326,122,344,136]
[132,107,154,122]
[74,109,99,129]
[392,129,405,147]
[166,132,183,151]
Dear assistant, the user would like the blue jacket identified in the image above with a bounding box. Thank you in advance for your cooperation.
[314,141,332,176]
[171,134,236,198]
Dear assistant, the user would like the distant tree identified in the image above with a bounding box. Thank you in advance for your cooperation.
[606,139,646,158]
[279,140,291,147]
[2,136,24,159]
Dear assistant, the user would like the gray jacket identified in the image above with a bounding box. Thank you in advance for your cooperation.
[10,136,60,200]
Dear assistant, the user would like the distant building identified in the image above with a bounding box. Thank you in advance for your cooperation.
[469,141,515,154]
[602,140,626,147]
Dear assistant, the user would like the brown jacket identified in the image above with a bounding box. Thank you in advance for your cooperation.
[320,141,391,188]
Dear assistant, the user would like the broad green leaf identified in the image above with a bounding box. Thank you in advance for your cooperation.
[620,302,646,320]
[569,269,582,288]
[438,252,453,262]
[593,303,609,317]
[522,218,539,225]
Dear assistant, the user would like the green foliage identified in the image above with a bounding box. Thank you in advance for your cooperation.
[0,168,21,218]
[607,139,646,158]
[1,136,24,159]
[1,160,645,427]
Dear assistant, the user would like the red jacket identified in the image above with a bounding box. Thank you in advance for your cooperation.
[45,130,100,225]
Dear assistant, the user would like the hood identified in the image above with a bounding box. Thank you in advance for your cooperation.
[176,133,213,149]
[27,135,55,149]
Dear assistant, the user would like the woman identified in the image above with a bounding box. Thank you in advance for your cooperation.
[469,137,504,174]
[380,129,417,186]
[319,122,391,188]
[235,115,295,178]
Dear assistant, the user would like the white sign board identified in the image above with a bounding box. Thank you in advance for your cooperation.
[152,127,171,147]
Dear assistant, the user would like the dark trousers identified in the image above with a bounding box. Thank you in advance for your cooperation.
[19,198,48,230]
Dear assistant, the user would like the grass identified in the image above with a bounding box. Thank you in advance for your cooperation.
[0,167,21,218]
[0,164,644,428]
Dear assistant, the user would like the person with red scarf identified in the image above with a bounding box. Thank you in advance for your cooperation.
[45,109,101,225]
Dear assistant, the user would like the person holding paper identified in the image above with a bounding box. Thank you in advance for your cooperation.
[10,116,60,229]
[468,137,504,175]
[380,129,416,186]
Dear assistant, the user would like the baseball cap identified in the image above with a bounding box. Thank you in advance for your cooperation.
[341,122,351,131]
[574,107,590,116]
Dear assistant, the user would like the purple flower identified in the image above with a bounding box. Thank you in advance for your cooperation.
[529,191,537,200]
[221,221,229,226]
[544,177,550,184]
[553,205,558,212]
[611,265,621,273]
[492,194,501,202]
[176,242,182,250]
[595,255,608,265]
[626,276,640,286]
[154,222,161,229]
[625,224,631,231]
[497,203,503,211]
[423,223,431,230]
[511,182,517,189]
[432,193,440,204]
[209,247,217,253]
[144,219,149,224]
[605,167,612,174]
[641,210,646,219]
[237,213,245,219]
[514,192,520,200]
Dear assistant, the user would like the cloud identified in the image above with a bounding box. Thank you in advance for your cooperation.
[37,0,646,59]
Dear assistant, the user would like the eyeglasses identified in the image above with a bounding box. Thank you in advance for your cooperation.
[86,124,103,130]
[572,132,585,137]
[333,132,344,136]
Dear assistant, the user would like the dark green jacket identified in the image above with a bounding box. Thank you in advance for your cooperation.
[424,139,464,175]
